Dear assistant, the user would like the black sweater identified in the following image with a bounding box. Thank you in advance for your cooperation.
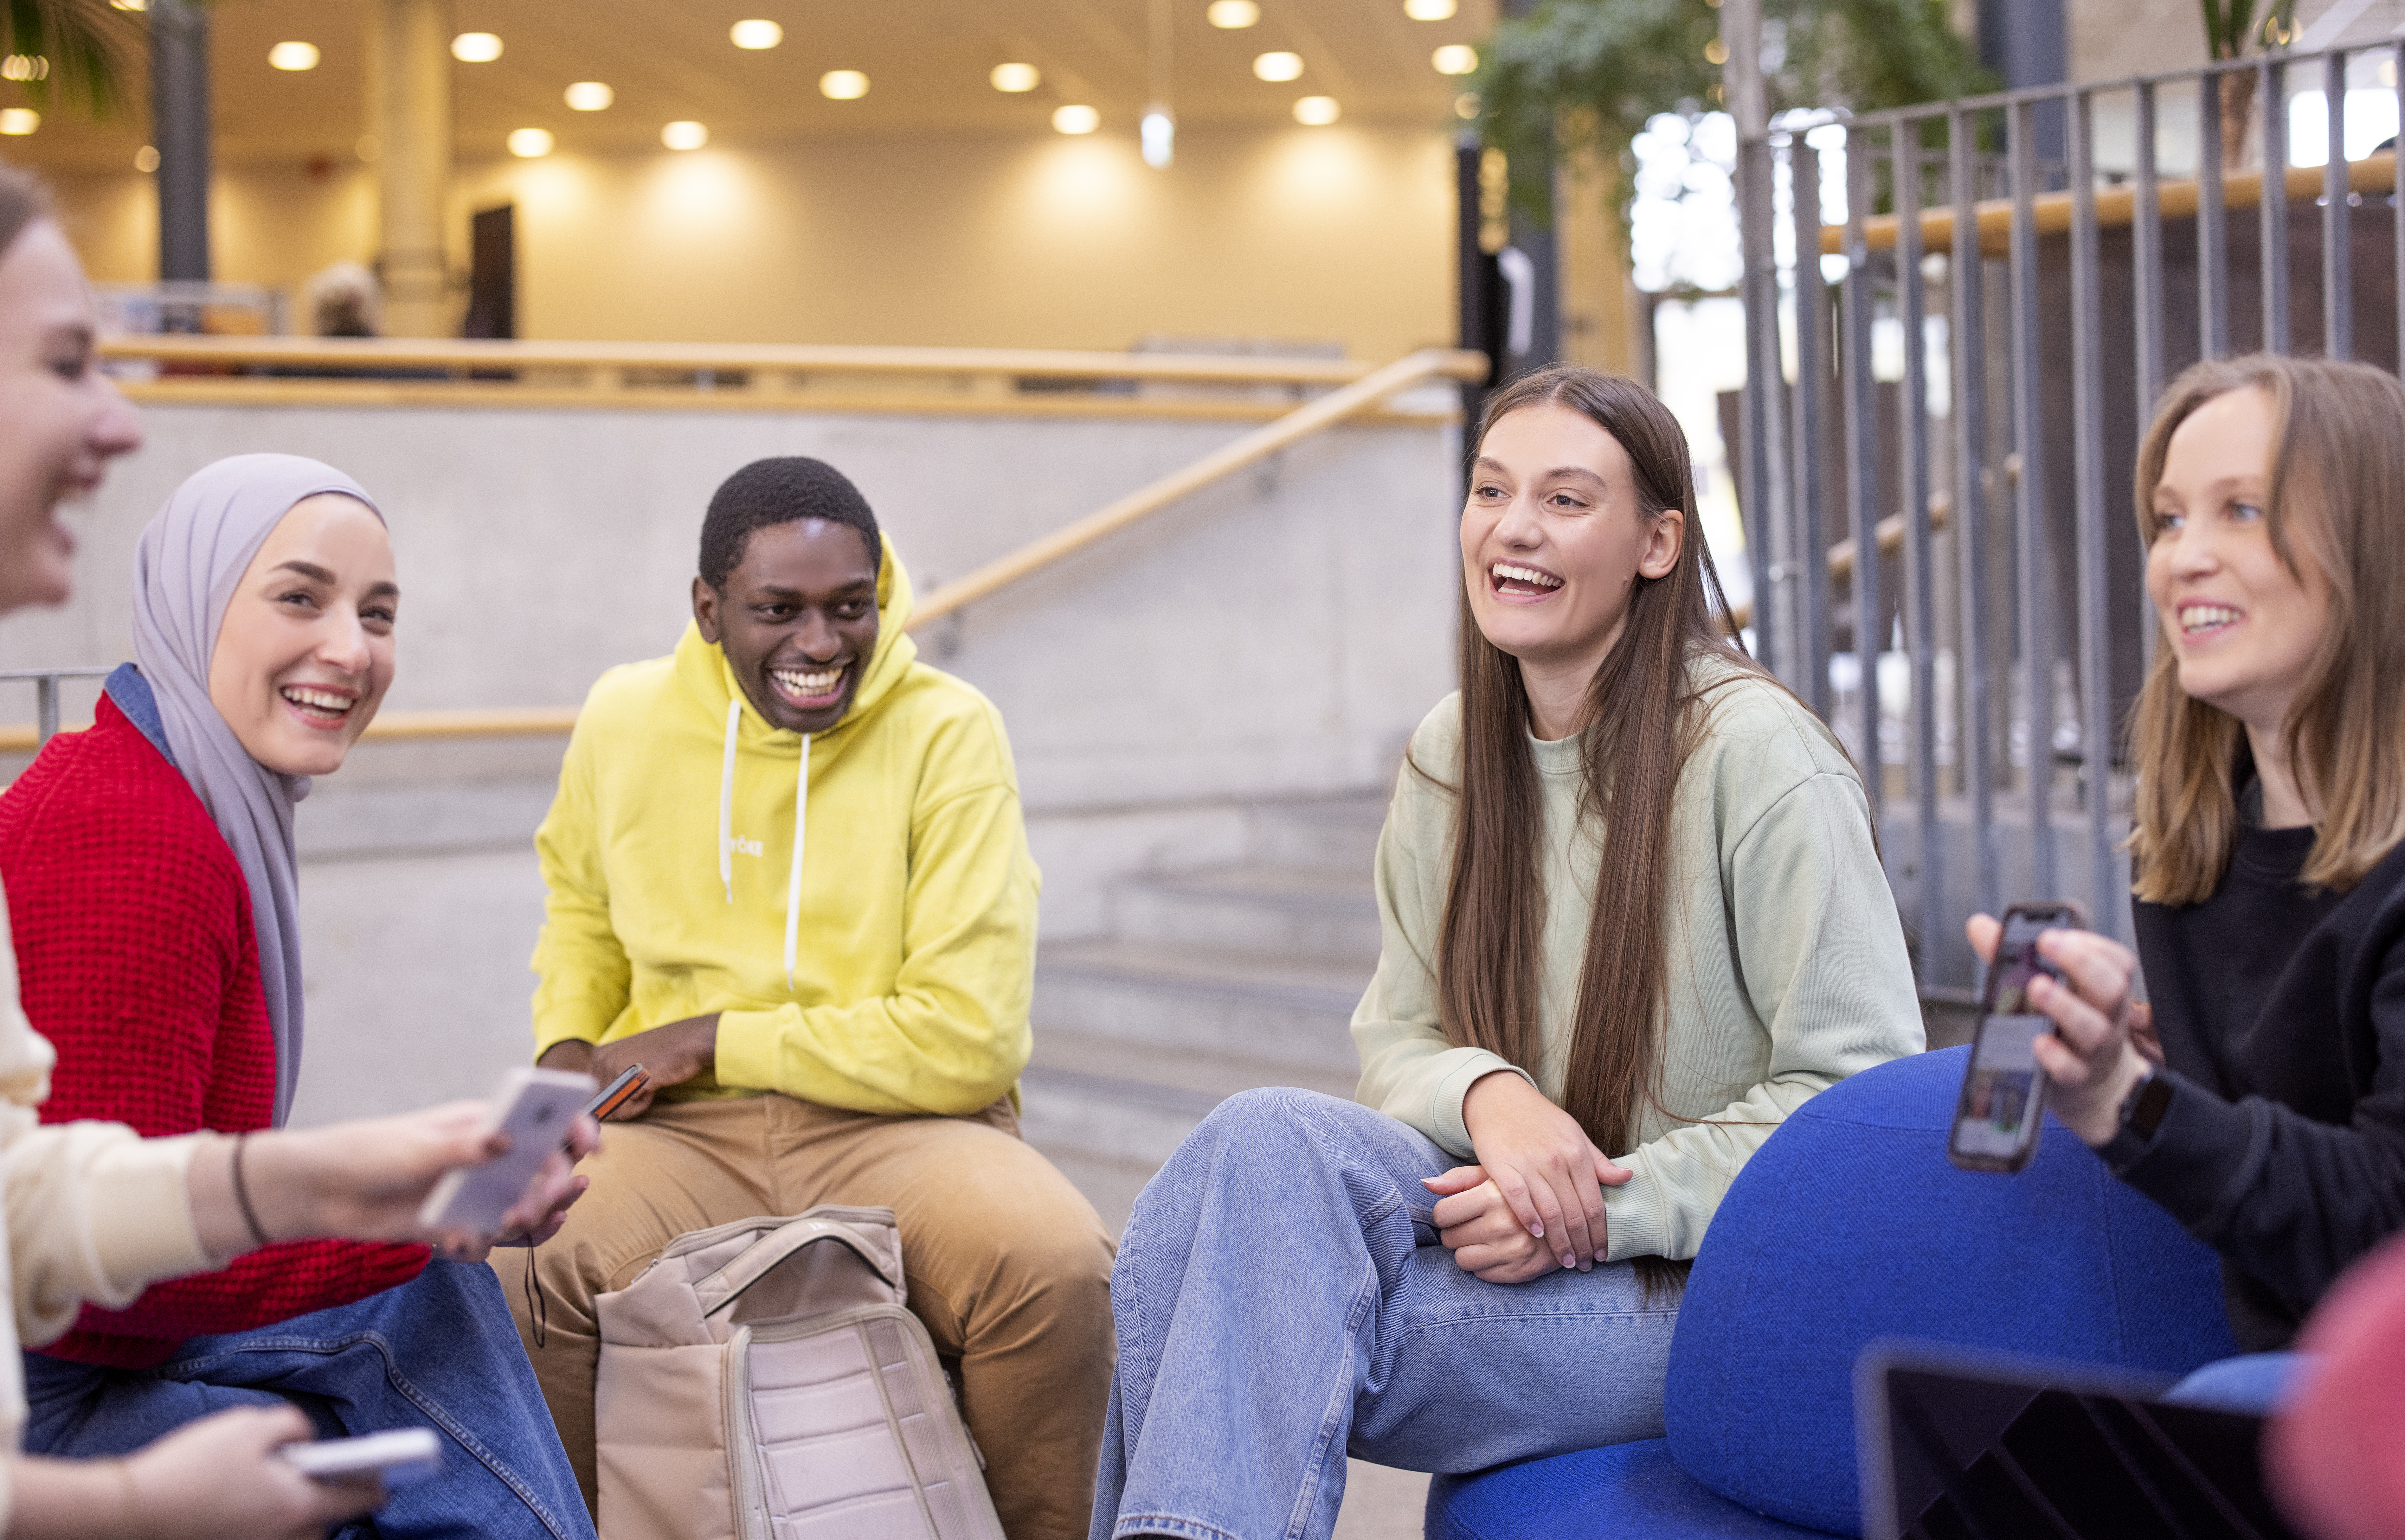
[2108,824,2405,1351]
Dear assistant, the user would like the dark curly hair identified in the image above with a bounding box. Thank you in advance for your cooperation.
[698,456,881,591]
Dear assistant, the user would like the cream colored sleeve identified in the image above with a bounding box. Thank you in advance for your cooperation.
[1350,764,1529,1158]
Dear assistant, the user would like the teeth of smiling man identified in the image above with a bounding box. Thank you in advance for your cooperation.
[1492,563,1564,589]
[2181,604,2240,633]
[281,687,352,714]
[773,667,844,696]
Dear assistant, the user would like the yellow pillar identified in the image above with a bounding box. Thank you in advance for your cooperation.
[1559,152,1639,377]
[369,0,454,338]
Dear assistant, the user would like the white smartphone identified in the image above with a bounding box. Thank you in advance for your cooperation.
[280,1427,442,1486]
[415,1066,595,1236]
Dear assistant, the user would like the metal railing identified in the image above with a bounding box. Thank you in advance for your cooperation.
[1736,42,2399,983]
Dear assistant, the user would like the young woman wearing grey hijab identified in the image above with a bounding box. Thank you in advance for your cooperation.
[0,164,596,1540]
[2,457,598,1540]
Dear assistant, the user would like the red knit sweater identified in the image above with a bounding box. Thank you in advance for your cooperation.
[0,696,427,1369]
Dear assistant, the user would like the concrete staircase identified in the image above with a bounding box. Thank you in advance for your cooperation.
[1020,796,1388,1230]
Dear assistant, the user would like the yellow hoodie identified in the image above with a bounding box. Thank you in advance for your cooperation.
[529,539,1040,1116]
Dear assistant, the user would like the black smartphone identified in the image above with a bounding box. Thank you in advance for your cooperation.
[1948,901,2087,1173]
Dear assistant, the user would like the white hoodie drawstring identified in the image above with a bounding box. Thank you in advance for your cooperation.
[718,699,742,904]
[717,693,812,987]
[786,734,810,990]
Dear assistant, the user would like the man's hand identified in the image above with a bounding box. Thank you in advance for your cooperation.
[1965,915,2152,1146]
[1457,1070,1630,1273]
[587,1014,722,1120]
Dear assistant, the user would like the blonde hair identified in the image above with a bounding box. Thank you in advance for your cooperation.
[2129,355,2405,904]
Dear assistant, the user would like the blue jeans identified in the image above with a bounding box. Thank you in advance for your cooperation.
[23,1259,594,1540]
[1093,1088,1681,1540]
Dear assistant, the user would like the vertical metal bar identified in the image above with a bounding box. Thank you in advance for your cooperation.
[1791,137,1833,720]
[1895,119,1943,970]
[2134,80,2162,679]
[1738,135,1784,673]
[2010,97,2057,898]
[34,675,57,746]
[1950,106,1998,920]
[2262,56,2290,354]
[2069,91,2117,939]
[2199,68,2229,360]
[1843,125,1882,821]
[2325,49,2353,361]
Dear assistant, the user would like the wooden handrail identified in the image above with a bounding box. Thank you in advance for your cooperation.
[1727,491,1953,633]
[102,334,1402,387]
[907,347,1488,629]
[0,703,586,752]
[1820,150,2396,255]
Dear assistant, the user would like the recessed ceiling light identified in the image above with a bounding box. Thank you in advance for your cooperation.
[450,32,503,63]
[1206,0,1259,25]
[819,69,868,100]
[564,81,613,111]
[107,0,145,10]
[1431,43,1477,75]
[1293,95,1339,125]
[0,56,47,82]
[990,61,1040,93]
[730,19,782,49]
[1252,51,1303,81]
[507,128,555,157]
[1453,91,1480,119]
[267,41,319,71]
[134,144,159,172]
[661,120,709,150]
[1403,0,1456,17]
[1052,104,1100,135]
[0,109,39,136]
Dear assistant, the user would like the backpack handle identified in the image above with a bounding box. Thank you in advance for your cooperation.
[696,1212,902,1318]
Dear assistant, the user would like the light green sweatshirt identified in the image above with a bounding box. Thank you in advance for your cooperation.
[1352,650,1926,1262]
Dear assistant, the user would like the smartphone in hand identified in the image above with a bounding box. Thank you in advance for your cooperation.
[416,1067,595,1235]
[281,1427,442,1487]
[1948,901,2088,1173]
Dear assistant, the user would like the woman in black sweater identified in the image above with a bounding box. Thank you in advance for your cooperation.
[1972,354,2405,1387]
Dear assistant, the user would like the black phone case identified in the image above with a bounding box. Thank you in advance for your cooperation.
[1947,902,2087,1174]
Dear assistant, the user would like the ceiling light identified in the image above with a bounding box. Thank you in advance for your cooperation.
[267,41,319,71]
[1431,43,1477,75]
[661,120,709,150]
[0,55,47,81]
[1052,104,1099,135]
[108,0,145,10]
[1453,91,1480,119]
[730,19,782,49]
[990,61,1040,93]
[1403,0,1456,16]
[507,128,555,157]
[0,110,38,136]
[1206,0,1259,25]
[134,144,159,172]
[1141,107,1174,167]
[564,81,613,111]
[450,32,503,63]
[1252,51,1303,81]
[819,69,869,100]
[1293,95,1339,125]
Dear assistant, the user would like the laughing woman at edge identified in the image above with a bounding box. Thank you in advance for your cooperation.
[1089,365,1926,1540]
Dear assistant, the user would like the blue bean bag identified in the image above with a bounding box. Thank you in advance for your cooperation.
[1426,1045,2238,1538]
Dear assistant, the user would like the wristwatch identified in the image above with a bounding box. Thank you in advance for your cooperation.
[2118,1068,2174,1143]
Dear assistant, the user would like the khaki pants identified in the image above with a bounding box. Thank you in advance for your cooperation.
[492,1094,1116,1540]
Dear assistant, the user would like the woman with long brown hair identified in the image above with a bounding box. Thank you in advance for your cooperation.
[1966,353,2405,1413]
[1087,365,1924,1539]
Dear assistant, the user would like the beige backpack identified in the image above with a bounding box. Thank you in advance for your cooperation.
[594,1205,1004,1540]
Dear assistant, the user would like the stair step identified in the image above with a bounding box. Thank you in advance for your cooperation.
[1243,796,1387,873]
[1020,1031,1358,1167]
[1033,940,1369,1070]
[1110,864,1381,960]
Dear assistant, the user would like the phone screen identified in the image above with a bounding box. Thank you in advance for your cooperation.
[1951,906,2073,1165]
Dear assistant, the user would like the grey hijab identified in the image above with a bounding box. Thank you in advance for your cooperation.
[131,454,385,1125]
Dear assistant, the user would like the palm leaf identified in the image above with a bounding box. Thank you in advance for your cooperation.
[0,0,142,118]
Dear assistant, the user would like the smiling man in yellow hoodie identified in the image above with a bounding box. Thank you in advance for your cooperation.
[496,457,1115,1540]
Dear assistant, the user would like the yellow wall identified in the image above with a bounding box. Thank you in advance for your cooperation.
[47,123,1458,360]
